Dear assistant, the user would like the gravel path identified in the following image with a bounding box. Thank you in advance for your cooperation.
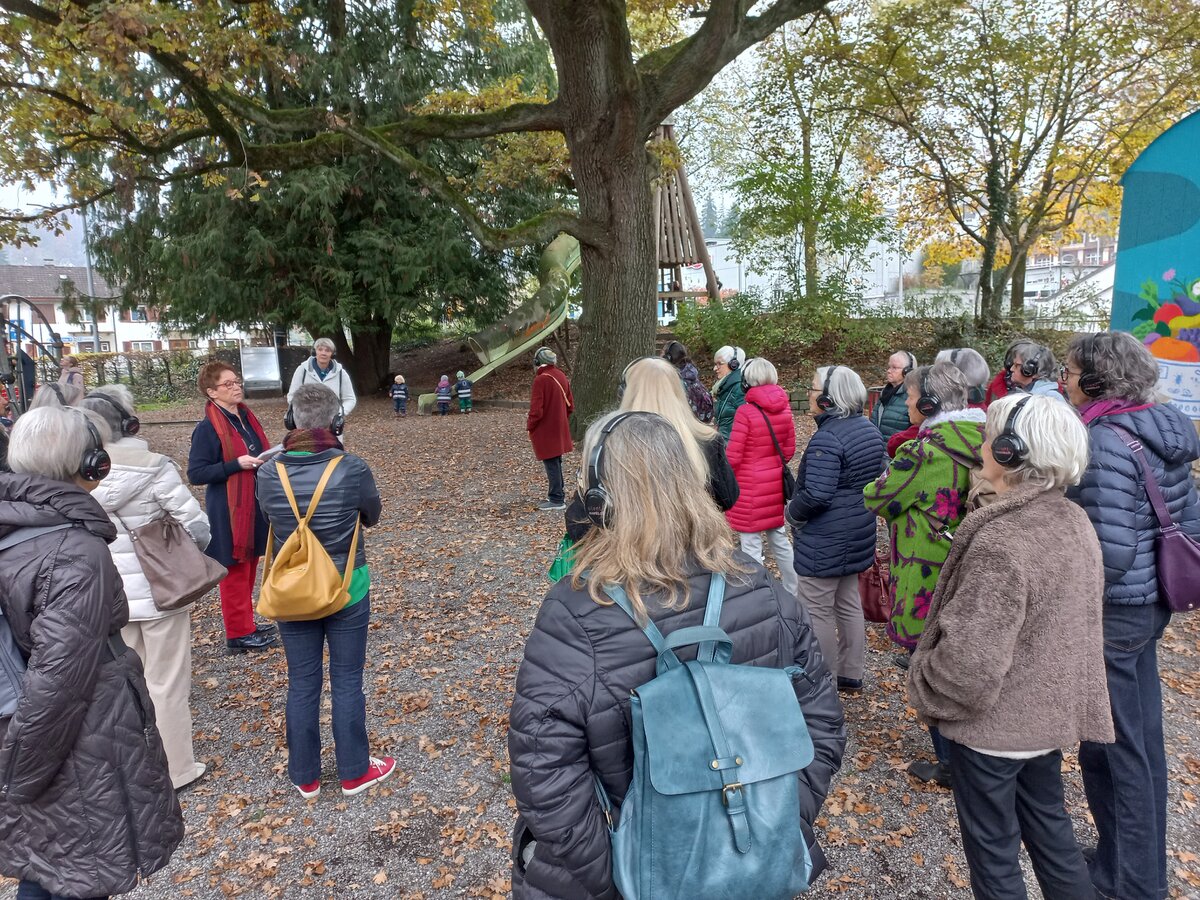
[3,399,1198,899]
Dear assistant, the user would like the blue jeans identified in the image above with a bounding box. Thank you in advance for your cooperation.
[17,882,106,900]
[1079,601,1171,900]
[277,594,371,784]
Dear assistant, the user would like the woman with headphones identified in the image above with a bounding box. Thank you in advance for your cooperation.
[1061,331,1200,900]
[907,394,1113,898]
[508,411,844,898]
[870,350,917,440]
[711,345,747,439]
[788,365,885,693]
[0,406,183,899]
[863,361,986,787]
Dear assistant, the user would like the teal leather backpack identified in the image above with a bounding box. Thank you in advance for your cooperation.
[595,573,814,899]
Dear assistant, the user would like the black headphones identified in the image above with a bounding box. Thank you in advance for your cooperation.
[991,395,1032,468]
[816,365,840,412]
[533,347,555,367]
[584,412,646,528]
[46,382,66,404]
[1019,345,1046,379]
[88,392,140,436]
[284,404,345,436]
[916,367,943,418]
[950,349,961,365]
[727,348,744,372]
[78,415,111,482]
[902,351,916,376]
[1076,337,1106,398]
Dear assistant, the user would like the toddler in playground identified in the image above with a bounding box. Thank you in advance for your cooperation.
[435,375,453,416]
[455,370,473,414]
[391,375,408,418]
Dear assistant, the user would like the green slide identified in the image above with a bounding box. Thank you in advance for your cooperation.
[418,233,581,414]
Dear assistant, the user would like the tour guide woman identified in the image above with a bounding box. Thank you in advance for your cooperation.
[187,360,277,653]
[508,411,845,899]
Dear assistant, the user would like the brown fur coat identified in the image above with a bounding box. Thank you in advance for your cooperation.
[908,485,1114,752]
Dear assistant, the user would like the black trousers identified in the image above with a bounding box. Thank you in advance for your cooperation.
[542,456,564,504]
[946,741,1095,900]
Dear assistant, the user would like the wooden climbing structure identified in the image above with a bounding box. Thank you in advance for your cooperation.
[653,122,720,320]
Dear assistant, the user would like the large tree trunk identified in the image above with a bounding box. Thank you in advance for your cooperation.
[569,146,657,435]
[536,2,656,436]
[327,314,392,395]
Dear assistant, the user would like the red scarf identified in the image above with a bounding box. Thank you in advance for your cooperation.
[1079,398,1155,425]
[205,401,270,562]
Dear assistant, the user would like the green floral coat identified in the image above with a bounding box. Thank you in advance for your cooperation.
[863,409,987,649]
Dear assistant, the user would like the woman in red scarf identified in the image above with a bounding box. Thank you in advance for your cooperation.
[187,361,278,653]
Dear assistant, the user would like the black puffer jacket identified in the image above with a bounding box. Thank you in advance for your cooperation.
[508,556,846,899]
[0,474,183,896]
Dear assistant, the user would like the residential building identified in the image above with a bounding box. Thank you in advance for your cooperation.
[0,263,260,354]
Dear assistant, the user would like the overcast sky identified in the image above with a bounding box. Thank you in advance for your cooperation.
[1,181,89,267]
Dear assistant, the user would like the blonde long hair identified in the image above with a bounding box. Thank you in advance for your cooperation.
[569,412,747,622]
[619,357,715,486]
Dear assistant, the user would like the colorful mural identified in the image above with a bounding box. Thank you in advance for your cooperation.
[1111,109,1200,420]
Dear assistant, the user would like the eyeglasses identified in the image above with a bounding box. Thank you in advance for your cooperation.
[215,378,243,389]
[1058,365,1082,381]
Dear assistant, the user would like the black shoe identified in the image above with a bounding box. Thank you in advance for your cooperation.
[837,677,863,694]
[254,622,278,635]
[894,653,911,671]
[907,759,952,788]
[226,630,278,654]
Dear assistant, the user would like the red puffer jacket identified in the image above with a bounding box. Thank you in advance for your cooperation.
[725,383,796,532]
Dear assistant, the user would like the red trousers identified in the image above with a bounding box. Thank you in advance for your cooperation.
[219,558,260,639]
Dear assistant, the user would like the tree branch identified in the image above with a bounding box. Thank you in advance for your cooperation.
[639,0,829,129]
[0,0,59,24]
[329,123,607,252]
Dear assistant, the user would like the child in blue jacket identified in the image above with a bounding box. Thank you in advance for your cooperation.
[454,370,473,414]
[390,375,408,418]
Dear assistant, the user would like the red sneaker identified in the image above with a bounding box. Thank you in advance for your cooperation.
[295,778,321,799]
[341,756,395,796]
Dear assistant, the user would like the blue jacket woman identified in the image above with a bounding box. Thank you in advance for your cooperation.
[1061,331,1200,900]
[790,412,886,578]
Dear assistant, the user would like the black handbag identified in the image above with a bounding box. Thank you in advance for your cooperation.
[751,403,796,501]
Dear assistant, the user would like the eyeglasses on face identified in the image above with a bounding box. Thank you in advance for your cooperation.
[215,378,243,389]
[1058,365,1082,381]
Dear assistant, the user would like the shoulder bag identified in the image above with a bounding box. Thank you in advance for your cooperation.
[118,514,228,612]
[1107,424,1200,613]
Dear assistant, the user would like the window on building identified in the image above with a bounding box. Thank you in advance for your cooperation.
[214,339,240,348]
[100,341,111,351]
[130,341,154,352]
[188,339,200,349]
[130,307,149,322]
[75,341,94,352]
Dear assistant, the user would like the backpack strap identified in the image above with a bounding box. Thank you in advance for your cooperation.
[698,573,726,662]
[603,584,668,655]
[0,523,72,553]
[686,658,753,852]
[265,456,358,585]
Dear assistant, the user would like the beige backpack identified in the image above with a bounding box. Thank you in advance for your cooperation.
[256,456,361,622]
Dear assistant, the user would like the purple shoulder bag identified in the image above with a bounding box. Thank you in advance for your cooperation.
[1107,424,1200,613]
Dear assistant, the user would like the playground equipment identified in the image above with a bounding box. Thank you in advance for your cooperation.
[417,233,580,414]
[1,294,65,413]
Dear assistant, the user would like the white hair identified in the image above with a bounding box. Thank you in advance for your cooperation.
[985,394,1089,489]
[935,348,991,388]
[741,357,778,387]
[8,406,106,482]
[313,337,336,354]
[28,381,83,410]
[80,384,136,442]
[714,346,746,368]
[814,365,868,418]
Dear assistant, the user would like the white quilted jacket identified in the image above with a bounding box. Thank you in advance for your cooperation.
[90,437,212,621]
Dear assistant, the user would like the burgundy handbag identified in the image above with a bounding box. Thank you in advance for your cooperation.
[1107,425,1200,613]
[858,541,893,624]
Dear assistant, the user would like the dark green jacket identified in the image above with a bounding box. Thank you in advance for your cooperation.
[713,373,746,440]
[870,385,911,440]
